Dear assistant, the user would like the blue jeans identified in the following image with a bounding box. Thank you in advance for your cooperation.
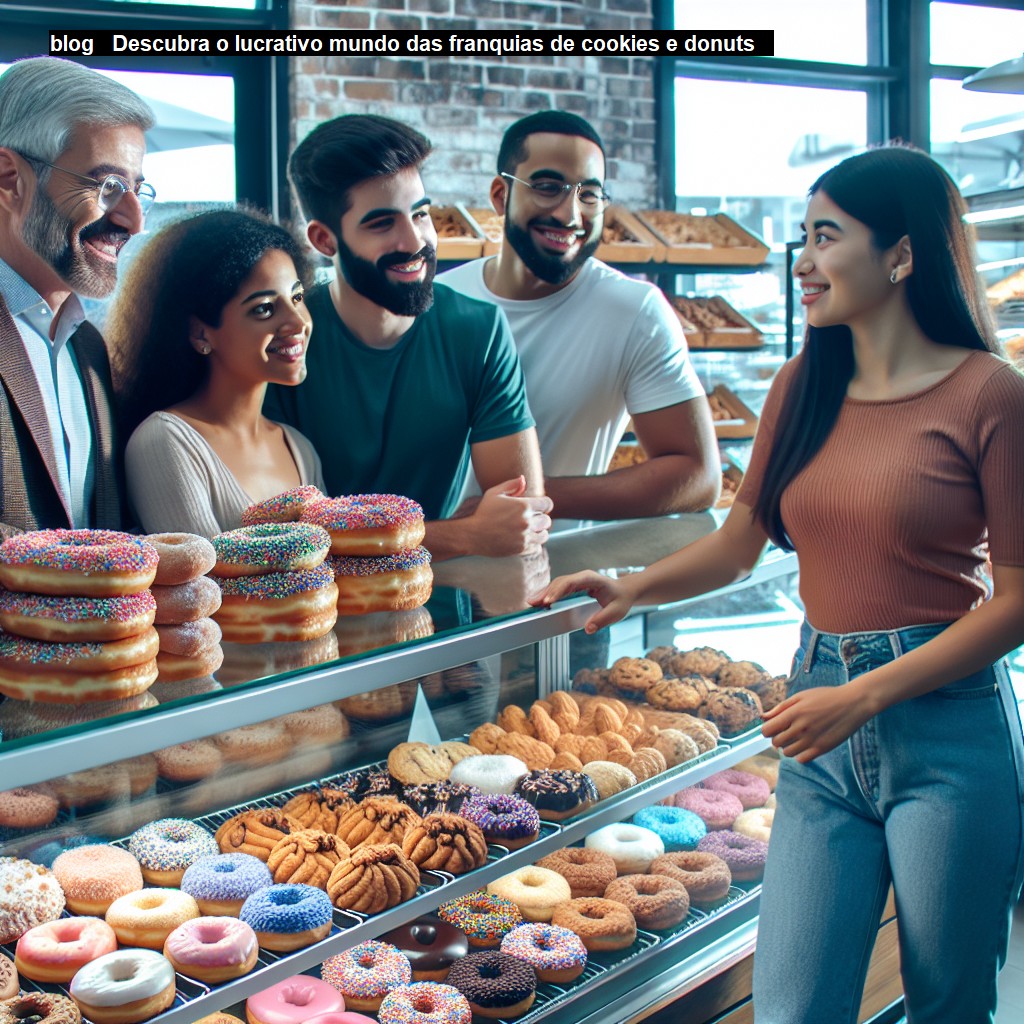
[752,620,1024,1024]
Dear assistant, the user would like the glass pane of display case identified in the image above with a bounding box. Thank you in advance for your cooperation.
[929,2,1024,68]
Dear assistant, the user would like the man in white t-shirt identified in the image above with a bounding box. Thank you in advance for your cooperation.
[441,111,719,529]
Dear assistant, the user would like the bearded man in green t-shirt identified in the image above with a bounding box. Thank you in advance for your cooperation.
[264,114,551,560]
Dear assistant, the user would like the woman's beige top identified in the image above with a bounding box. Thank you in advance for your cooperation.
[736,351,1024,633]
[126,411,327,537]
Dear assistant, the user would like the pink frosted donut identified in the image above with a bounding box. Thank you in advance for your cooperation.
[0,529,158,596]
[671,786,744,830]
[242,486,325,526]
[155,617,222,657]
[246,975,346,1024]
[696,830,768,882]
[702,769,770,809]
[163,916,258,984]
[146,533,216,585]
[152,575,222,625]
[321,939,412,1012]
[15,915,117,983]
[301,495,425,556]
[0,589,156,642]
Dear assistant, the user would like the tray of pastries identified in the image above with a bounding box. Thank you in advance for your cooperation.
[708,384,759,440]
[667,294,764,350]
[987,266,1024,313]
[715,456,745,509]
[432,205,485,259]
[596,205,665,263]
[462,206,505,256]
[1004,334,1024,366]
[635,210,769,266]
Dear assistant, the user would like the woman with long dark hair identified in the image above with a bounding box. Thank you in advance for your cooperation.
[109,209,324,535]
[533,145,1024,1023]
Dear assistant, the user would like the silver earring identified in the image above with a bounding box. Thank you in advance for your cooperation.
[201,344,211,355]
[890,270,898,284]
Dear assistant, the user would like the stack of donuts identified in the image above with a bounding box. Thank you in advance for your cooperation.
[299,494,433,616]
[146,533,224,686]
[209,506,338,643]
[0,529,160,704]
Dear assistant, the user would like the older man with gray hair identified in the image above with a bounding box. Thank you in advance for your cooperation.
[0,57,154,536]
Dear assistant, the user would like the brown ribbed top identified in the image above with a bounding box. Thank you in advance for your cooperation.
[736,351,1024,633]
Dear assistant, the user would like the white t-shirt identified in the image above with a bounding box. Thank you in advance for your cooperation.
[440,257,704,521]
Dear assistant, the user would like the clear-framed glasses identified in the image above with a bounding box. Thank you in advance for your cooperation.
[17,152,157,214]
[500,172,611,210]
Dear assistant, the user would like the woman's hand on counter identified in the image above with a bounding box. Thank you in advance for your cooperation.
[529,570,638,633]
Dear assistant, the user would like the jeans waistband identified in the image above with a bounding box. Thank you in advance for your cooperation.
[799,619,954,674]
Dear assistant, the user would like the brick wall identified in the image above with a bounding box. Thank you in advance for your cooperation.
[290,0,658,207]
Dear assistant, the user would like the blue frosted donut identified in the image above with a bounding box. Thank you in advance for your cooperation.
[180,852,272,914]
[633,805,707,851]
[239,883,333,948]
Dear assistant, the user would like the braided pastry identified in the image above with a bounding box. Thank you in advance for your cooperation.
[281,787,355,834]
[215,808,300,861]
[267,828,348,888]
[496,732,555,770]
[401,812,488,874]
[334,797,422,849]
[327,843,420,914]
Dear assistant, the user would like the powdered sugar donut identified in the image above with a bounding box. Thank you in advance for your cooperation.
[585,823,664,874]
[145,533,216,586]
[155,618,222,657]
[151,576,222,625]
[52,844,143,915]
[449,754,528,795]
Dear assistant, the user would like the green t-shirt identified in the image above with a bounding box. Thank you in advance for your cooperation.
[264,281,534,521]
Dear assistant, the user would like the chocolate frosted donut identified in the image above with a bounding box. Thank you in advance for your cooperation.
[332,767,397,801]
[400,781,481,817]
[536,847,617,899]
[513,769,599,821]
[382,914,469,981]
[447,950,537,1019]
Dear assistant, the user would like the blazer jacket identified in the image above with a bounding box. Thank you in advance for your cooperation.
[0,295,123,537]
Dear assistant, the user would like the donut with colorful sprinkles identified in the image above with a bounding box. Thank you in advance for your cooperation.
[128,819,219,887]
[321,939,412,1012]
[330,547,433,615]
[0,529,158,596]
[0,590,157,643]
[145,532,216,586]
[211,522,331,578]
[301,494,426,556]
[377,982,471,1024]
[212,563,339,643]
[437,891,523,949]
[242,486,325,526]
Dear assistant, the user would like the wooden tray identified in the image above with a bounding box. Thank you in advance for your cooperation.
[597,205,665,263]
[667,294,764,350]
[432,206,484,259]
[461,205,504,256]
[708,383,759,440]
[715,455,745,509]
[636,210,769,266]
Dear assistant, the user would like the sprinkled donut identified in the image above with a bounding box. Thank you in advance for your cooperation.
[446,950,537,1018]
[437,891,523,948]
[301,494,426,556]
[51,844,143,916]
[330,547,433,615]
[213,563,338,643]
[69,948,175,1024]
[321,939,412,1012]
[500,922,587,983]
[242,486,325,526]
[696,830,768,882]
[212,522,331,577]
[0,589,156,643]
[585,823,664,874]
[129,818,219,887]
[633,805,707,852]
[246,976,345,1024]
[460,793,540,850]
[180,852,273,916]
[155,617,222,657]
[0,529,158,596]
[15,916,118,983]
[0,992,81,1024]
[487,865,570,922]
[703,768,771,809]
[733,807,774,843]
[670,786,743,831]
[239,882,334,951]
[550,896,637,952]
[145,532,216,585]
[104,887,200,949]
[151,575,222,625]
[378,982,471,1024]
[0,856,65,945]
[604,874,691,930]
[0,785,59,836]
[649,851,732,908]
[536,847,617,899]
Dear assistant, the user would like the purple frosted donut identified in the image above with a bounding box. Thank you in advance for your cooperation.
[696,829,768,882]
[180,853,273,916]
[461,794,540,850]
[702,769,771,809]
[671,786,744,830]
[239,883,333,949]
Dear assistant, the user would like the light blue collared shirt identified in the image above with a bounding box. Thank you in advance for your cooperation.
[0,258,95,527]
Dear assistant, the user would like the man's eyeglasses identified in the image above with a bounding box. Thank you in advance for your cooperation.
[18,153,157,214]
[501,172,610,210]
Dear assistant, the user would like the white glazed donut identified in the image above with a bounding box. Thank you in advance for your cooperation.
[69,947,176,1024]
[449,754,528,795]
[733,807,774,844]
[585,823,665,874]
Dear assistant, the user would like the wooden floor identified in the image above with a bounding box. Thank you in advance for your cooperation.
[997,898,1024,1022]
